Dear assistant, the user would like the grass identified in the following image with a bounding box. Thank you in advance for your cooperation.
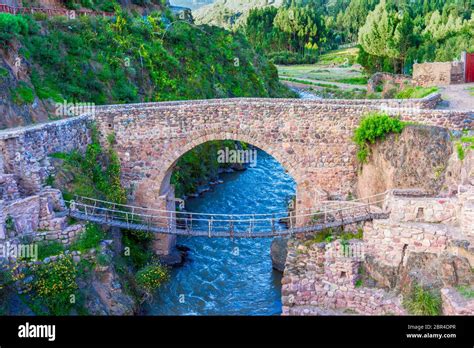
[37,241,65,260]
[395,86,439,99]
[336,77,368,85]
[277,48,365,86]
[280,77,339,89]
[467,86,474,97]
[317,47,359,66]
[11,82,35,105]
[304,227,363,246]
[70,223,106,252]
[456,285,474,299]
[308,86,366,99]
[403,285,441,316]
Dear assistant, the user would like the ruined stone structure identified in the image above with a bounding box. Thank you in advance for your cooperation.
[413,61,465,87]
[0,116,91,251]
[283,146,474,315]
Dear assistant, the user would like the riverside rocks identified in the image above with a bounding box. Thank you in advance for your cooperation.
[270,237,288,272]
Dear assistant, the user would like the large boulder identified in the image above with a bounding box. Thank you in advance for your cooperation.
[271,237,288,272]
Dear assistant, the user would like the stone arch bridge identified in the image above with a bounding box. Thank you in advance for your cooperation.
[0,96,470,255]
[91,97,470,255]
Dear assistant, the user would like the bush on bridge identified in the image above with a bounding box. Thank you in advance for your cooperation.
[353,112,405,163]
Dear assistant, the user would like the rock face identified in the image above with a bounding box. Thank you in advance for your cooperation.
[357,125,455,198]
[281,239,407,316]
[85,265,137,316]
[270,237,288,272]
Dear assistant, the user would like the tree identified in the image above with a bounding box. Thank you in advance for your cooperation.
[358,2,399,58]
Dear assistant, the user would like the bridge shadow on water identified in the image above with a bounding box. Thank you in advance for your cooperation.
[146,148,296,315]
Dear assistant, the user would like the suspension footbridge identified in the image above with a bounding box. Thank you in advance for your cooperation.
[67,192,390,238]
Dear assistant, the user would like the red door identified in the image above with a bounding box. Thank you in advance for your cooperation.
[466,53,474,83]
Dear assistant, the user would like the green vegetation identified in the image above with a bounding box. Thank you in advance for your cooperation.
[11,82,35,105]
[5,215,14,231]
[50,124,126,204]
[245,5,325,64]
[279,77,339,89]
[304,227,363,246]
[336,77,368,85]
[395,86,439,99]
[403,284,441,316]
[357,1,473,74]
[9,9,292,107]
[0,13,28,47]
[241,1,472,74]
[31,255,78,315]
[135,263,170,294]
[37,241,65,260]
[456,285,474,299]
[0,67,8,79]
[317,47,359,66]
[455,135,474,161]
[122,229,154,269]
[70,223,106,252]
[467,87,474,97]
[0,267,13,314]
[353,112,405,162]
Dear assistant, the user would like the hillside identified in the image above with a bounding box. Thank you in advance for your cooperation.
[0,9,294,128]
[193,0,284,30]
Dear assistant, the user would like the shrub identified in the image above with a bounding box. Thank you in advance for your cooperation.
[267,51,318,65]
[135,263,170,293]
[0,13,28,46]
[11,82,35,105]
[70,223,106,252]
[31,255,78,315]
[353,112,405,163]
[455,136,474,161]
[403,285,441,316]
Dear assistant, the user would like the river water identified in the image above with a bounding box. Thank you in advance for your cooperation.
[147,150,296,315]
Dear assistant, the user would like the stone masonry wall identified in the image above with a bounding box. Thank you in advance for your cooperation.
[0,115,91,196]
[413,61,465,87]
[93,98,471,218]
[281,239,406,315]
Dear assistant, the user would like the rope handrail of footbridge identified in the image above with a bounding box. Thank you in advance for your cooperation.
[65,191,391,237]
[69,190,390,219]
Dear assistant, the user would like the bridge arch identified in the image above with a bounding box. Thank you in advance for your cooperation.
[155,127,301,196]
[93,98,469,255]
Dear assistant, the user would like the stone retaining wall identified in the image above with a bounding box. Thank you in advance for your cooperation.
[0,115,91,196]
[441,288,474,315]
[281,239,406,315]
[413,61,465,87]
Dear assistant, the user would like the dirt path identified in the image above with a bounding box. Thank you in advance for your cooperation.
[437,83,474,110]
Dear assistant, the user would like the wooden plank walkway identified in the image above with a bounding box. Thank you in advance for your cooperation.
[67,192,390,238]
